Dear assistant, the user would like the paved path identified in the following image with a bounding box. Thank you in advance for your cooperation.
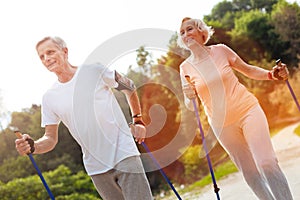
[166,122,300,200]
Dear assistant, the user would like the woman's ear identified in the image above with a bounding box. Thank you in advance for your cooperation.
[63,47,68,54]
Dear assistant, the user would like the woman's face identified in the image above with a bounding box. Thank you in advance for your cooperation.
[180,20,206,48]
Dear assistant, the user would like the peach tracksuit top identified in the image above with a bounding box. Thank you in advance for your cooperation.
[180,44,258,130]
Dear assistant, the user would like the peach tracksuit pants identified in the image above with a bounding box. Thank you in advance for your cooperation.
[217,104,293,200]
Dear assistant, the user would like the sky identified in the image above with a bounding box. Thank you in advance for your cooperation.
[0,0,299,114]
[0,0,225,114]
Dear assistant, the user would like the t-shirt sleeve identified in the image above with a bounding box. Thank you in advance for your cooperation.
[41,94,60,127]
[100,66,118,88]
[219,44,239,66]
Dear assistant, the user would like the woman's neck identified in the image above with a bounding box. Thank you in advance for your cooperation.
[189,45,210,62]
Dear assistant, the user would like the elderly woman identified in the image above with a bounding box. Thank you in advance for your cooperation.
[178,17,293,200]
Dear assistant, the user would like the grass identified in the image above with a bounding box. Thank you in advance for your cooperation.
[294,124,300,136]
[156,122,300,199]
[269,127,283,137]
[182,160,238,192]
[156,160,238,199]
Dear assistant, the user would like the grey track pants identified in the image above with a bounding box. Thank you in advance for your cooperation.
[91,156,153,200]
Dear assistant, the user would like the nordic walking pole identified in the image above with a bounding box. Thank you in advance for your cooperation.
[275,59,300,112]
[185,75,221,200]
[15,131,55,200]
[129,124,182,200]
[141,142,182,200]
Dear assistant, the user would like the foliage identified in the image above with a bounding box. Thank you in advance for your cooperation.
[294,124,300,136]
[187,160,237,191]
[205,0,300,67]
[156,160,238,200]
[0,105,84,183]
[271,0,300,67]
[0,156,34,183]
[0,165,100,200]
[1,0,300,198]
[179,145,208,181]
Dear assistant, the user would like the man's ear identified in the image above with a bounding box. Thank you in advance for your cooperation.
[63,47,68,59]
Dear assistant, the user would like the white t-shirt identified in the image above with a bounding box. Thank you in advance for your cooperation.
[41,64,140,175]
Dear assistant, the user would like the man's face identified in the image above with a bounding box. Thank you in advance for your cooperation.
[37,40,68,72]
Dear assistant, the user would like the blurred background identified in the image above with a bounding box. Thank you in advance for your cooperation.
[0,0,299,199]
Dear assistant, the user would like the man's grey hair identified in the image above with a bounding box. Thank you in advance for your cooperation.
[36,36,67,49]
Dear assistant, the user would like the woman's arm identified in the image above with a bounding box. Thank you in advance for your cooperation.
[231,56,270,80]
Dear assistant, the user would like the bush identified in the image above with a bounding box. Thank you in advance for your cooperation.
[0,165,100,200]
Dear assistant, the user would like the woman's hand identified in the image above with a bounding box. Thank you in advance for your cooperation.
[272,59,289,80]
[182,83,197,99]
[271,62,289,81]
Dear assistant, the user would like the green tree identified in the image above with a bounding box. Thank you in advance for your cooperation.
[229,10,279,61]
[0,105,84,183]
[0,156,34,183]
[136,46,154,76]
[205,1,236,29]
[232,0,278,11]
[0,165,100,200]
[179,145,208,182]
[271,0,300,67]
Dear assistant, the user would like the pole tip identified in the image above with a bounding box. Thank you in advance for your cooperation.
[185,75,191,83]
[276,59,281,65]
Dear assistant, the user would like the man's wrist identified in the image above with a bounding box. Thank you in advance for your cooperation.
[132,120,145,126]
[26,138,35,154]
[132,113,142,118]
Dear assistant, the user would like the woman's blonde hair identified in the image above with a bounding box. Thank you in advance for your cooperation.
[177,17,214,49]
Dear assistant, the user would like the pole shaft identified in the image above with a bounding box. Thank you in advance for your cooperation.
[191,99,221,200]
[185,75,220,199]
[28,154,55,200]
[15,132,55,199]
[286,80,300,112]
[141,142,182,200]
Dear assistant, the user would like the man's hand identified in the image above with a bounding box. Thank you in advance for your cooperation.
[130,123,146,144]
[15,134,35,155]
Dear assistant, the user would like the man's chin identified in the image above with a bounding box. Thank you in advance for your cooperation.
[47,65,56,72]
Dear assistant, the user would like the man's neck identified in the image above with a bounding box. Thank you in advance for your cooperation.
[56,63,77,83]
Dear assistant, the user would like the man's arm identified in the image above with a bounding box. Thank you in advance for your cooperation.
[114,71,146,144]
[15,124,59,155]
[122,88,146,144]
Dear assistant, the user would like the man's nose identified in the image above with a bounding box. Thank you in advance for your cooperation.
[43,55,50,62]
